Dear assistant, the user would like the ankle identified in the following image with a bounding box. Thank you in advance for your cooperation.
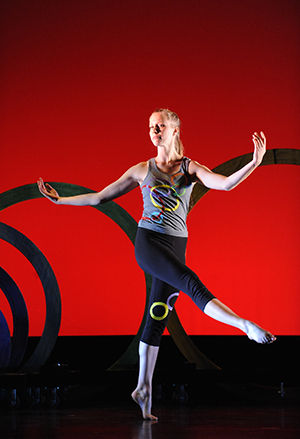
[136,381,151,393]
[239,318,248,334]
[138,384,151,395]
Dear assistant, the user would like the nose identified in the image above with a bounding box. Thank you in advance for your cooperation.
[154,125,160,134]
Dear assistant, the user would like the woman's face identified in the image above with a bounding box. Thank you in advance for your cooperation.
[149,112,178,147]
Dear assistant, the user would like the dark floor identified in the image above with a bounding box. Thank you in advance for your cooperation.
[1,336,300,438]
[1,403,300,439]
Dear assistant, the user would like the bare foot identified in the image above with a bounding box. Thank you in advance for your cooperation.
[131,389,158,421]
[244,320,276,344]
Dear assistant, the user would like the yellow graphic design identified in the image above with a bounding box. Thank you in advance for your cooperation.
[150,302,169,321]
[150,185,180,212]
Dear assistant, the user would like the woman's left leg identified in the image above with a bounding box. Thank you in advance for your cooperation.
[135,228,276,344]
[132,276,180,420]
[203,299,276,343]
[131,341,159,421]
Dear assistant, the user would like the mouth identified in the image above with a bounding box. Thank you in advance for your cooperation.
[153,135,162,141]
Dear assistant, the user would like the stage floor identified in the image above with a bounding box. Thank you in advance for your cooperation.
[1,403,300,439]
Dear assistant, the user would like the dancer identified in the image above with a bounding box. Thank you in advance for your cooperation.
[38,108,276,421]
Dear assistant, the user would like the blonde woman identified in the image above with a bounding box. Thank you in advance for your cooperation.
[38,108,276,421]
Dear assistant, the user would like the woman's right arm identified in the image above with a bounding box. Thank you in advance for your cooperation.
[37,162,147,206]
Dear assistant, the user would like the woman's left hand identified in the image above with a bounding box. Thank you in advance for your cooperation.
[252,131,266,166]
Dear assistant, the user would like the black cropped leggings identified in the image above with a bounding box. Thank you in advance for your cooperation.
[135,227,215,346]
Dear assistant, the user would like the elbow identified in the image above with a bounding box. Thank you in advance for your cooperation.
[90,193,102,206]
[217,181,232,191]
[223,177,235,191]
[224,184,233,191]
[213,177,234,191]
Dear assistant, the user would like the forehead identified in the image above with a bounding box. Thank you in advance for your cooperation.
[149,112,168,125]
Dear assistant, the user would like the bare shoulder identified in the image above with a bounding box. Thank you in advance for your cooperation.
[126,161,149,184]
[188,159,211,179]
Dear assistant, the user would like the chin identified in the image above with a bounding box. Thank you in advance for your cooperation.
[152,140,161,147]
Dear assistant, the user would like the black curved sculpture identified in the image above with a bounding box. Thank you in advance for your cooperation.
[0,148,299,372]
[0,267,28,369]
[0,223,61,372]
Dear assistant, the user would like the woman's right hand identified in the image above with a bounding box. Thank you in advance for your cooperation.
[37,178,60,203]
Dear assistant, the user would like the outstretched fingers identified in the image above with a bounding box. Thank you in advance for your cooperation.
[37,177,59,202]
[260,131,266,142]
[37,177,46,194]
[252,131,266,165]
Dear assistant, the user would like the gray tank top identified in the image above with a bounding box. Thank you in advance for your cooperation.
[138,157,194,237]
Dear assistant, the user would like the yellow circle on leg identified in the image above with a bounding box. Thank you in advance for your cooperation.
[150,302,169,321]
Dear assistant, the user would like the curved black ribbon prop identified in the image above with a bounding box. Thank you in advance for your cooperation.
[0,310,11,369]
[0,223,61,372]
[0,148,299,372]
[0,267,29,369]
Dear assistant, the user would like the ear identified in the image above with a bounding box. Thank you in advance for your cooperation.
[173,126,180,136]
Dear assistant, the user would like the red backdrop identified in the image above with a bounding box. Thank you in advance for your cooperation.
[0,0,299,336]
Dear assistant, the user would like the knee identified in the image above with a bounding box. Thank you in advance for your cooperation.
[185,274,216,311]
[141,292,179,346]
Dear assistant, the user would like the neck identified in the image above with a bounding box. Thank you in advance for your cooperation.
[156,144,181,164]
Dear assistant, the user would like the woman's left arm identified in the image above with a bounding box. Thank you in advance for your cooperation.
[190,131,266,191]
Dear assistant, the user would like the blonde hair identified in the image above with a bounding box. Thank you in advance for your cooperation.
[152,108,184,158]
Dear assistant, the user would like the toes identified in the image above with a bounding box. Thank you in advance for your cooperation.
[267,334,276,343]
[261,333,276,344]
[144,414,158,421]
